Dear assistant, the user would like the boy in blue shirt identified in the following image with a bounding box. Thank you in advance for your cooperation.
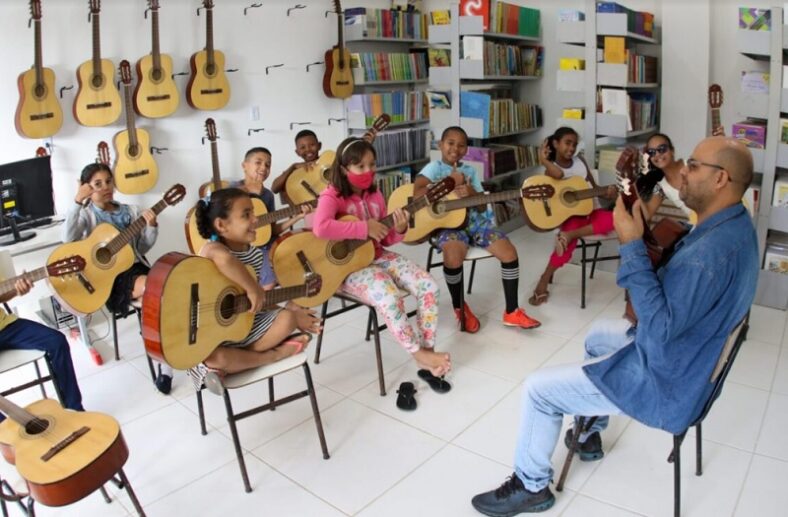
[413,126,540,332]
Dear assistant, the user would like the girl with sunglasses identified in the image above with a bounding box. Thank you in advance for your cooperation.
[639,133,694,221]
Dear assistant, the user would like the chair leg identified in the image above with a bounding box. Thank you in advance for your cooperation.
[303,363,330,460]
[426,245,434,271]
[196,389,208,436]
[223,391,252,493]
[556,416,585,492]
[365,310,373,342]
[25,498,34,517]
[314,301,329,364]
[590,243,601,279]
[146,356,157,383]
[111,313,120,361]
[77,316,92,349]
[580,242,587,309]
[117,468,146,517]
[268,377,275,411]
[673,434,681,517]
[98,485,112,503]
[695,423,703,476]
[370,309,386,396]
[467,259,477,295]
[33,360,47,399]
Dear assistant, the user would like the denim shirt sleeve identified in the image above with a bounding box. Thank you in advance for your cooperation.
[617,239,721,362]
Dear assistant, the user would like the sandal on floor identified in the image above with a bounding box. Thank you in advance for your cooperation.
[528,291,549,306]
[417,369,452,393]
[554,233,569,256]
[396,382,418,411]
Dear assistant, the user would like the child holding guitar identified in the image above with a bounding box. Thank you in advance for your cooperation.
[414,126,541,332]
[312,137,451,378]
[64,163,174,393]
[529,127,617,306]
[638,133,694,221]
[191,188,315,394]
[271,130,323,206]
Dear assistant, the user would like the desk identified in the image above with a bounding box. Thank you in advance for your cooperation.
[5,220,63,258]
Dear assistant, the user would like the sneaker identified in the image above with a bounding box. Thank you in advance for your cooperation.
[88,347,103,366]
[503,308,541,330]
[454,302,480,333]
[471,473,555,516]
[564,429,604,462]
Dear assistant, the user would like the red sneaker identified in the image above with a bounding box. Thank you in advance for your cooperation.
[88,346,104,366]
[454,302,480,333]
[503,308,541,330]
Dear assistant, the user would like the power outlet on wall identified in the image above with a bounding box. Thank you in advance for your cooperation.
[250,106,260,122]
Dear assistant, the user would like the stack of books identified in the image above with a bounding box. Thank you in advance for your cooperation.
[351,52,428,83]
[372,128,429,167]
[625,52,658,83]
[347,92,428,126]
[599,89,657,131]
[462,40,543,77]
[375,169,412,202]
[461,91,542,137]
[344,8,429,40]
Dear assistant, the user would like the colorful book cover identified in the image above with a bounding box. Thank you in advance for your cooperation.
[460,0,490,31]
[604,36,626,64]
[460,91,491,137]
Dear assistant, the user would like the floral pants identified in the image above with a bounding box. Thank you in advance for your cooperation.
[341,250,439,354]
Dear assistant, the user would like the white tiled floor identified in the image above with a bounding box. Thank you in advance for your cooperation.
[1,226,786,516]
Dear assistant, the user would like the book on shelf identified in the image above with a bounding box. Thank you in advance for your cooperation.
[603,37,626,64]
[460,91,542,138]
[774,175,788,207]
[738,7,771,31]
[732,119,767,149]
[375,168,412,202]
[558,9,584,22]
[562,108,584,119]
[463,36,485,60]
[460,0,491,30]
[482,174,525,226]
[347,92,428,126]
[478,42,544,77]
[599,89,657,131]
[427,90,451,109]
[741,71,769,94]
[764,243,788,274]
[464,144,538,180]
[597,3,655,38]
[460,1,539,37]
[371,127,429,167]
[744,185,760,217]
[391,1,422,12]
[430,10,450,25]
[428,48,451,67]
[344,7,428,40]
[350,51,428,83]
[624,51,658,84]
[559,58,585,70]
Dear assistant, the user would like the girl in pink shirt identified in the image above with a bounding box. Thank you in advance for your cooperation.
[313,137,450,377]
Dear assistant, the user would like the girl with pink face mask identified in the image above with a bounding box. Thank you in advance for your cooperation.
[312,137,451,379]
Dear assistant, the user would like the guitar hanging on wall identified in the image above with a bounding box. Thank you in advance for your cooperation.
[113,60,159,195]
[134,0,179,118]
[186,0,230,111]
[323,0,354,99]
[708,83,724,135]
[73,0,121,127]
[15,0,63,139]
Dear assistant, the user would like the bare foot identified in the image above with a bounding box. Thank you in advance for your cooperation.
[412,348,451,377]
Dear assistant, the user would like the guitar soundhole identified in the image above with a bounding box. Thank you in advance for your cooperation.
[151,68,163,82]
[431,203,446,217]
[128,145,139,158]
[205,64,216,77]
[24,417,50,436]
[94,246,112,266]
[560,189,578,207]
[91,74,104,89]
[219,293,235,320]
[327,241,351,266]
[321,167,331,182]
[34,83,46,99]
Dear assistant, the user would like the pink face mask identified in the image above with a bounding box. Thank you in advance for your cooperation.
[346,170,375,190]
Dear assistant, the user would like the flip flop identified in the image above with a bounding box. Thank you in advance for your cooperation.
[417,369,452,393]
[528,291,549,306]
[396,381,417,411]
[554,233,569,256]
[281,332,312,354]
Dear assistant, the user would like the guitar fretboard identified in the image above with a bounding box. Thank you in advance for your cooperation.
[151,7,161,72]
[0,267,48,298]
[233,283,309,313]
[256,200,318,228]
[91,11,101,79]
[122,81,138,150]
[711,108,722,134]
[33,18,43,88]
[0,395,40,429]
[205,6,215,68]
[106,198,169,256]
[345,192,431,253]
[210,140,221,191]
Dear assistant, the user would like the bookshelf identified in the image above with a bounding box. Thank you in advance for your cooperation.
[427,3,543,229]
[736,6,788,310]
[343,8,431,201]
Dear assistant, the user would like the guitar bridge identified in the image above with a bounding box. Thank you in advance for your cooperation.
[296,251,315,276]
[29,113,54,121]
[86,102,112,110]
[541,199,552,217]
[41,426,90,462]
[300,181,320,198]
[146,94,171,101]
[199,89,224,95]
[76,273,95,294]
[125,170,150,179]
[189,283,199,345]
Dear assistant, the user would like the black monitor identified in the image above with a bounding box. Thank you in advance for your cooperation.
[0,155,55,246]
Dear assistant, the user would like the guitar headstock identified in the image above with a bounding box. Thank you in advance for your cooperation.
[708,84,723,109]
[97,141,110,166]
[333,0,342,16]
[35,146,48,158]
[371,114,391,134]
[30,0,42,20]
[425,177,455,203]
[203,0,214,9]
[148,0,160,10]
[47,256,87,277]
[615,147,640,208]
[304,272,322,297]
[205,118,217,143]
[119,60,132,85]
[163,184,187,206]
[88,0,101,14]
[521,184,555,200]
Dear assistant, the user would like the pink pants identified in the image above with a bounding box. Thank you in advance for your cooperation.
[549,210,614,269]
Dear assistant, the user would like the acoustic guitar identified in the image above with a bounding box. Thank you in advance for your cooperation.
[0,256,85,299]
[323,0,354,99]
[186,0,230,111]
[388,181,554,244]
[0,396,128,507]
[134,0,179,118]
[113,60,159,195]
[284,114,391,206]
[708,83,723,135]
[73,0,121,127]
[520,175,612,231]
[15,0,63,139]
[142,251,322,370]
[47,184,186,316]
[271,177,455,307]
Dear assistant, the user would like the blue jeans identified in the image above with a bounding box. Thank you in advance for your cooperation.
[0,319,84,420]
[513,318,634,492]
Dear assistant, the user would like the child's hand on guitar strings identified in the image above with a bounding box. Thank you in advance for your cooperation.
[391,208,410,234]
[141,209,158,227]
[367,219,389,241]
[247,284,266,313]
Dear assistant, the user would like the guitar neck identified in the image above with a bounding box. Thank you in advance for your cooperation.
[151,9,161,71]
[571,186,609,201]
[346,193,429,253]
[0,267,48,298]
[210,141,221,190]
[0,395,37,429]
[106,199,168,255]
[256,200,317,228]
[33,19,43,87]
[234,283,309,312]
[91,12,101,78]
[443,189,524,211]
[205,7,215,67]
[123,84,138,149]
[336,7,345,68]
[710,107,722,134]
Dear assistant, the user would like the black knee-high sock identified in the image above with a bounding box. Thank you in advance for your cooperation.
[443,265,464,310]
[501,259,519,313]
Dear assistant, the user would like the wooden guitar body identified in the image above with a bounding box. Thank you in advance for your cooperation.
[0,399,128,507]
[134,53,179,118]
[112,128,159,195]
[142,252,254,369]
[73,59,122,126]
[323,47,354,99]
[521,175,595,231]
[387,185,466,244]
[46,224,135,316]
[271,217,375,307]
[284,151,336,206]
[197,178,231,198]
[15,67,63,138]
[185,198,270,254]
[186,50,230,111]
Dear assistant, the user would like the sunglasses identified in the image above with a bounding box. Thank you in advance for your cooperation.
[645,144,670,157]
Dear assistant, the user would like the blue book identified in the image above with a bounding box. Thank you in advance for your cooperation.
[460,91,491,137]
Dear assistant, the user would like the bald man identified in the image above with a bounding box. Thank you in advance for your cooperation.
[471,137,759,516]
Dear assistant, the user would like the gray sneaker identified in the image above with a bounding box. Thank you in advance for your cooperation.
[471,473,555,516]
[564,429,604,462]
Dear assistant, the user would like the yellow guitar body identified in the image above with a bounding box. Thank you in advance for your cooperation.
[325,47,354,99]
[185,198,270,254]
[284,151,336,206]
[73,59,122,127]
[271,216,374,307]
[186,50,230,111]
[47,223,135,316]
[387,184,466,244]
[112,128,159,195]
[134,53,179,118]
[15,67,63,139]
[521,175,594,231]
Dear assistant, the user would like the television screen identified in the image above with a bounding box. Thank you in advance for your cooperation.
[0,156,55,229]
